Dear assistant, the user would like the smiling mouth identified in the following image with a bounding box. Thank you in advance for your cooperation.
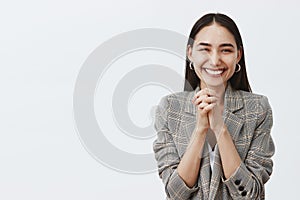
[203,68,226,75]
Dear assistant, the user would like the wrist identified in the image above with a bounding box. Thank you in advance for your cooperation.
[193,126,208,135]
[213,124,227,139]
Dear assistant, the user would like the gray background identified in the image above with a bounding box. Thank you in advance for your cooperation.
[1,0,299,199]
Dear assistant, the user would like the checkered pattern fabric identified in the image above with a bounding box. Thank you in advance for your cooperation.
[153,84,275,200]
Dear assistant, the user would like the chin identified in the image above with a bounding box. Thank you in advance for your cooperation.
[205,82,227,89]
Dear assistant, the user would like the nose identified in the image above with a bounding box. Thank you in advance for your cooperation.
[210,50,221,66]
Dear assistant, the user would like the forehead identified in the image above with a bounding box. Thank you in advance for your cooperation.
[194,23,236,46]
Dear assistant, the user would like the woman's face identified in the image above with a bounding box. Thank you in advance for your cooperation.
[187,23,242,89]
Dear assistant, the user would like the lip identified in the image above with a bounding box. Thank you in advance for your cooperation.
[202,67,227,77]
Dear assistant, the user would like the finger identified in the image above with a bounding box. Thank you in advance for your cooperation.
[202,103,216,113]
[192,88,220,102]
[193,95,218,105]
[202,96,218,104]
[193,94,208,105]
[198,102,209,109]
[192,88,210,101]
[205,89,218,97]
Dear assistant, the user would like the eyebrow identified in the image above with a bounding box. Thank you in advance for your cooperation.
[197,42,211,46]
[197,42,234,48]
[220,43,234,48]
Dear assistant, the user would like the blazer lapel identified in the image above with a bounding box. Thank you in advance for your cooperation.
[222,83,244,142]
[184,86,199,116]
[208,84,245,200]
[182,86,199,142]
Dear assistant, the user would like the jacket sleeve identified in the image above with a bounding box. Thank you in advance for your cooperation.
[153,95,199,200]
[222,96,275,199]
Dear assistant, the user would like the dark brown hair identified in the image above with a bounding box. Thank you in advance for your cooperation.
[184,13,252,92]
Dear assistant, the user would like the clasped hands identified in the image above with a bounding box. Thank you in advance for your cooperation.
[191,88,226,137]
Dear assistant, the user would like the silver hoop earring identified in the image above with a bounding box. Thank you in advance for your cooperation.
[189,62,194,70]
[235,64,241,73]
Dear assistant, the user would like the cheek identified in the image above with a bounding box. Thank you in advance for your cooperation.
[224,56,237,69]
[224,59,237,78]
[191,52,210,67]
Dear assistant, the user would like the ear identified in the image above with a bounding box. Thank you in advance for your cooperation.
[187,45,193,62]
[237,47,243,63]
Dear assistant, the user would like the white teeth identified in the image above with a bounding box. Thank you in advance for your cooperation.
[205,68,224,75]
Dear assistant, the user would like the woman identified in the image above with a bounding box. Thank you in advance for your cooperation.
[153,13,275,200]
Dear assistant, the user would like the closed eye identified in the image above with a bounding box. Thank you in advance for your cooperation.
[199,48,210,52]
[221,49,233,53]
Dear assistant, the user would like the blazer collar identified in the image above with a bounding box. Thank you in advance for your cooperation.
[184,83,244,115]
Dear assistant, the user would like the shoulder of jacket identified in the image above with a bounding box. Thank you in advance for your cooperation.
[161,90,192,102]
[239,90,271,112]
[158,90,193,111]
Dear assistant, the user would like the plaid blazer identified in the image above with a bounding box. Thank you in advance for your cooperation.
[153,84,275,200]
